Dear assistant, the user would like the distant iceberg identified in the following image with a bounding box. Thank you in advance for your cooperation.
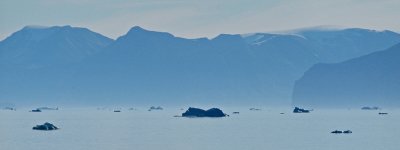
[30,109,41,112]
[33,122,59,131]
[331,130,352,134]
[182,107,227,117]
[249,108,261,111]
[361,106,380,110]
[293,107,311,113]
[37,107,59,110]
[148,106,163,111]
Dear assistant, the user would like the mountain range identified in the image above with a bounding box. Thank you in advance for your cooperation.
[1,25,399,106]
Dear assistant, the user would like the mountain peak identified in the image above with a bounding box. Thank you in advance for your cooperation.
[0,25,113,68]
[127,26,150,34]
[130,26,145,31]
[116,26,175,41]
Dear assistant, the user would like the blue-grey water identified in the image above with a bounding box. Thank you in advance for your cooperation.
[1,107,399,150]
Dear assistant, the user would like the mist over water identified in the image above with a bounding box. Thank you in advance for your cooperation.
[1,107,399,150]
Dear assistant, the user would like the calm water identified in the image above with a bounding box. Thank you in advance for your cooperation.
[1,107,399,150]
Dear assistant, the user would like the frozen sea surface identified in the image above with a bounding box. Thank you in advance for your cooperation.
[1,107,399,150]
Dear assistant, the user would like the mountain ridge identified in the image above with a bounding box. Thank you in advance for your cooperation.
[292,43,400,107]
[1,25,400,106]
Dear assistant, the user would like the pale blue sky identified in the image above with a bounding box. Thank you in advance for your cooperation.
[1,0,399,40]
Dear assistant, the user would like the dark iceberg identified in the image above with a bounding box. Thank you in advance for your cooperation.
[182,107,227,117]
[30,109,41,112]
[361,106,380,110]
[343,130,352,134]
[293,107,310,113]
[249,108,261,111]
[37,107,59,110]
[331,130,352,134]
[148,106,163,111]
[331,130,342,134]
[33,122,59,131]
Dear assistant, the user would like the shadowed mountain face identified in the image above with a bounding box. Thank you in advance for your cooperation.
[1,26,399,106]
[0,26,114,105]
[292,43,400,108]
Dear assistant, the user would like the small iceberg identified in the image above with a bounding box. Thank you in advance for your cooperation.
[30,107,58,112]
[33,122,59,131]
[378,112,388,115]
[30,109,41,112]
[37,107,59,110]
[331,130,352,134]
[182,107,227,117]
[293,107,311,113]
[343,130,352,134]
[331,130,342,134]
[361,106,380,110]
[148,106,163,111]
[249,108,261,111]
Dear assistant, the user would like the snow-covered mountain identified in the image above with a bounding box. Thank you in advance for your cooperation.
[1,25,399,106]
[296,28,400,62]
[292,43,400,108]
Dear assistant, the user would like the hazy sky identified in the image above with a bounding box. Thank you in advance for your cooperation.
[1,0,399,40]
